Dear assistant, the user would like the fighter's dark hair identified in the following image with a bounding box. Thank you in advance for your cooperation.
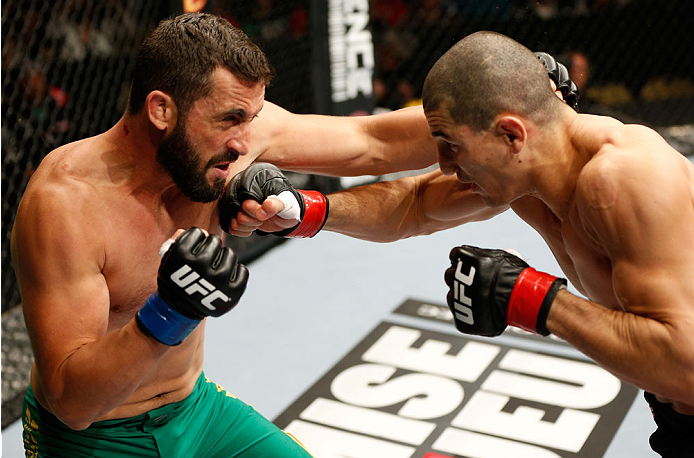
[422,31,561,131]
[127,12,273,116]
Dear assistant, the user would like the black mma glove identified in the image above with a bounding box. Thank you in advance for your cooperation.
[445,245,567,337]
[535,52,580,111]
[219,162,329,238]
[136,227,249,345]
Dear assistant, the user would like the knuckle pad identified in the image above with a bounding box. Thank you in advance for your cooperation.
[197,234,221,256]
[226,249,238,268]
[178,227,205,252]
[232,265,249,290]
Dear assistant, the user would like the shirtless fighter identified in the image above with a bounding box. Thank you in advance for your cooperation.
[331,31,694,457]
[10,10,576,457]
[9,12,422,457]
[233,32,694,457]
[11,13,315,458]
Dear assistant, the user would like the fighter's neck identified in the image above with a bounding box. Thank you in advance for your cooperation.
[528,113,593,219]
[102,116,179,202]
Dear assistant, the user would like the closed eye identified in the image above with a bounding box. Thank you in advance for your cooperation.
[222,113,259,126]
[436,139,460,156]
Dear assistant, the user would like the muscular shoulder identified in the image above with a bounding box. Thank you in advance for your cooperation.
[577,126,686,209]
[15,180,104,259]
[13,143,110,270]
[20,175,95,224]
[20,148,106,225]
[575,128,692,250]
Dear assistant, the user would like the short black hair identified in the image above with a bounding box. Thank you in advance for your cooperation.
[423,31,561,131]
[128,12,273,115]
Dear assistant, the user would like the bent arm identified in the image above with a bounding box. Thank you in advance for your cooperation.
[548,272,694,405]
[547,149,694,405]
[251,102,437,176]
[324,168,506,242]
[11,188,169,430]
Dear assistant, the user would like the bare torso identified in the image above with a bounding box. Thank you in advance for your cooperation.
[511,119,694,414]
[514,197,618,307]
[18,132,258,421]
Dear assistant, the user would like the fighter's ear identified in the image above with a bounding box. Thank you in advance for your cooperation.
[146,90,177,132]
[495,115,526,154]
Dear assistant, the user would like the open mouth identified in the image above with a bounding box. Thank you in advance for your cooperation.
[213,162,231,172]
[209,149,240,169]
[456,171,472,183]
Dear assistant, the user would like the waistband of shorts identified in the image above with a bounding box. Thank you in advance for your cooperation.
[26,371,207,429]
[644,391,694,424]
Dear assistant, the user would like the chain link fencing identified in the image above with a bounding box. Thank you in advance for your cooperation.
[1,0,172,429]
[370,0,693,148]
[2,0,693,429]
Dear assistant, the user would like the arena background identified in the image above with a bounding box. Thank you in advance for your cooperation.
[2,0,693,436]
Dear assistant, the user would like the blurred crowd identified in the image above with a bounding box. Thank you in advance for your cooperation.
[367,0,693,114]
[2,0,693,312]
[1,1,162,312]
[2,1,155,171]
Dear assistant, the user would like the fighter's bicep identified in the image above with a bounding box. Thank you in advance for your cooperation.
[13,190,110,371]
[577,157,688,260]
[576,159,693,311]
[253,102,368,172]
[418,170,507,226]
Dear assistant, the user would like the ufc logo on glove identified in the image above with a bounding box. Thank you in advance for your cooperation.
[137,228,248,346]
[170,264,230,311]
[452,259,476,325]
[445,246,566,337]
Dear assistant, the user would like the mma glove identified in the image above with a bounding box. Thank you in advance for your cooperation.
[219,162,329,238]
[137,227,248,345]
[445,245,567,337]
[535,52,580,111]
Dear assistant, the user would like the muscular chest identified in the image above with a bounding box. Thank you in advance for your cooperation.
[529,206,621,308]
[101,197,221,328]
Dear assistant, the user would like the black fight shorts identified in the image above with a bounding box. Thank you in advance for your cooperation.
[644,391,694,457]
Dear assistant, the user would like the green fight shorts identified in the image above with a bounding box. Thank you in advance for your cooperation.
[22,372,313,458]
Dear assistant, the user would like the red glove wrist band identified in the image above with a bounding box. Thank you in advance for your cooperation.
[286,190,329,238]
[506,267,565,335]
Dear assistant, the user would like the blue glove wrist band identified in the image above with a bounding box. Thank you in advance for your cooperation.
[136,292,201,346]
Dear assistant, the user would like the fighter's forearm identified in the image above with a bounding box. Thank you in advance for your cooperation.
[547,290,694,405]
[323,178,423,242]
[40,319,171,430]
[323,171,502,242]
